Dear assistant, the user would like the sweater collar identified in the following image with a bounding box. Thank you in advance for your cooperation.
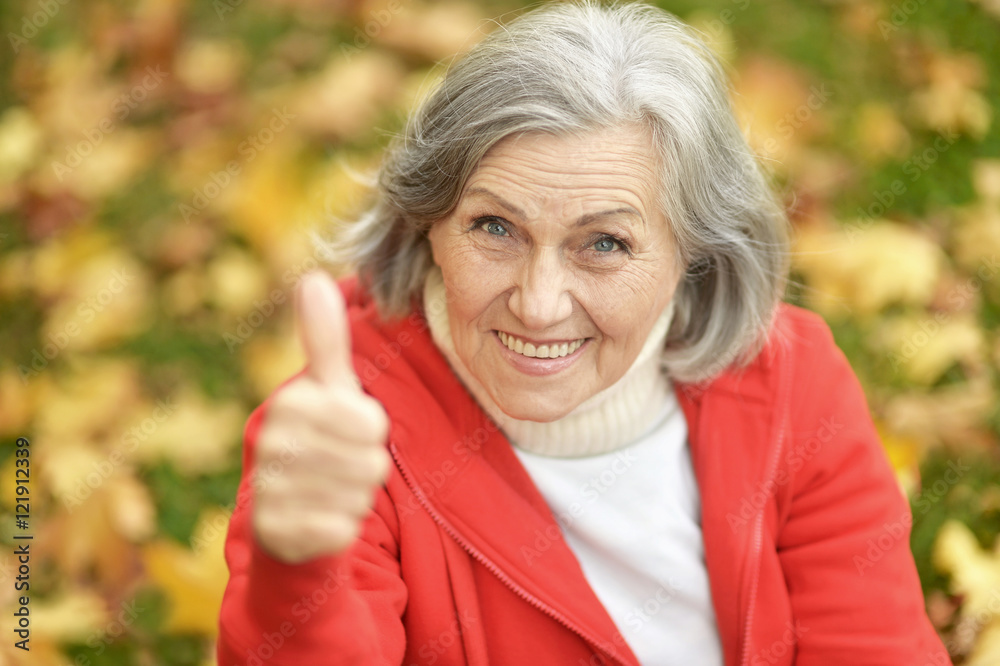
[422,265,675,458]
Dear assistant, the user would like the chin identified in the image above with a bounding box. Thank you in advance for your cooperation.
[493,393,579,423]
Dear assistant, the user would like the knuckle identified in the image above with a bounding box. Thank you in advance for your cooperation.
[310,512,360,554]
[356,447,391,484]
[339,487,374,518]
[353,396,390,443]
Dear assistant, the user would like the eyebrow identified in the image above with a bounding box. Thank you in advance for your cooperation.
[464,186,644,228]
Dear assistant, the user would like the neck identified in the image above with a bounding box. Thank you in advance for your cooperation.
[422,266,676,457]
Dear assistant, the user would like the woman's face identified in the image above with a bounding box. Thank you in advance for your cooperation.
[427,127,683,422]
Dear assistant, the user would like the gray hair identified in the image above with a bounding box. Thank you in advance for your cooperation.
[321,0,790,383]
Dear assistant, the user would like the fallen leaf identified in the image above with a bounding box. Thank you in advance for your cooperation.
[288,50,405,138]
[242,326,305,401]
[161,265,209,317]
[175,39,247,95]
[33,357,142,443]
[969,0,1000,19]
[876,421,925,496]
[853,102,911,162]
[40,244,153,351]
[0,107,43,185]
[206,247,268,316]
[134,385,244,474]
[952,204,1000,272]
[0,369,39,436]
[973,159,1000,204]
[373,1,488,62]
[39,128,160,201]
[879,313,984,385]
[883,376,996,450]
[106,474,157,542]
[910,51,992,139]
[933,520,1000,660]
[31,589,109,645]
[221,136,310,252]
[967,622,1000,666]
[794,221,945,318]
[733,56,830,170]
[142,508,231,635]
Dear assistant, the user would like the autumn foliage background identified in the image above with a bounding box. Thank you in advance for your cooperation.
[1,0,999,663]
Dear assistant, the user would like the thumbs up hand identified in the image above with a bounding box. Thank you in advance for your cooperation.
[252,271,391,563]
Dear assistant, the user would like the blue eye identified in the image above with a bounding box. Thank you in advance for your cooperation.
[592,237,620,252]
[475,218,509,236]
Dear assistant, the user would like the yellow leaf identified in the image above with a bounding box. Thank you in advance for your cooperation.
[933,520,1000,631]
[134,386,244,474]
[970,0,1000,20]
[837,0,883,39]
[794,222,945,318]
[953,203,1000,271]
[973,159,1000,204]
[733,57,828,169]
[162,266,209,317]
[35,45,122,143]
[206,247,268,316]
[0,249,32,299]
[31,589,109,645]
[28,227,112,300]
[175,39,246,95]
[50,481,143,589]
[143,509,231,635]
[875,422,924,496]
[289,50,405,139]
[883,376,996,450]
[967,621,1000,666]
[880,313,984,385]
[166,133,244,195]
[0,107,43,185]
[33,357,142,442]
[910,51,992,139]
[39,129,159,201]
[0,369,41,436]
[852,102,911,162]
[221,137,307,252]
[373,1,489,62]
[41,246,153,351]
[106,474,156,542]
[154,219,218,269]
[242,326,305,401]
[37,436,107,506]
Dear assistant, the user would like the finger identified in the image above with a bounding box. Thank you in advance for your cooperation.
[296,271,357,388]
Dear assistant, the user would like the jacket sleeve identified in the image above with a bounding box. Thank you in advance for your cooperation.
[216,402,408,666]
[773,313,951,665]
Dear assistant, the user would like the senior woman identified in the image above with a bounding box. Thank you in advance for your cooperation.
[218,3,948,665]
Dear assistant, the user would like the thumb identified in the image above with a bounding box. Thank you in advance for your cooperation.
[296,271,357,388]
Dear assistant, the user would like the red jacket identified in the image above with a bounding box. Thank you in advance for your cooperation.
[218,276,950,666]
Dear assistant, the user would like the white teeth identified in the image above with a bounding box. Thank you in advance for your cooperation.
[498,331,585,359]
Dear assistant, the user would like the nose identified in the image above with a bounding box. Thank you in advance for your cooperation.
[507,248,574,330]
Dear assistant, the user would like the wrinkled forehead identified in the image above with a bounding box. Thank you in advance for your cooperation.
[459,127,664,227]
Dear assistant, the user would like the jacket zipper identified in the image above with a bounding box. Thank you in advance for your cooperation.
[389,442,630,666]
[739,362,792,666]
[740,506,766,666]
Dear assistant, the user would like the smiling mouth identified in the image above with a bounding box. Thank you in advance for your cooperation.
[497,331,587,359]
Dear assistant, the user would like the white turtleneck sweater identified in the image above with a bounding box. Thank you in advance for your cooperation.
[423,267,723,665]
